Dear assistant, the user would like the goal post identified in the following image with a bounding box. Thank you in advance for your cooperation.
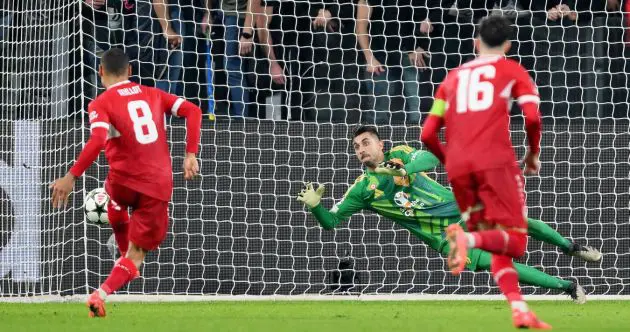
[1,0,629,300]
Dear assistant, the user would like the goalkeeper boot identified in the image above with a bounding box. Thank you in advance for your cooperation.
[567,243,602,262]
[445,224,468,275]
[87,290,107,318]
[512,309,552,330]
[565,282,586,304]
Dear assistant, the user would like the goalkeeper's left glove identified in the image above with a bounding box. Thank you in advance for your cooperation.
[373,160,407,177]
[296,182,326,208]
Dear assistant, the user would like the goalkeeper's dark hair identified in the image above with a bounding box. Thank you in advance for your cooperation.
[478,16,512,48]
[353,125,380,140]
[101,48,129,76]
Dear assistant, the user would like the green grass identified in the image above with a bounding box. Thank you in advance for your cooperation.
[0,301,627,332]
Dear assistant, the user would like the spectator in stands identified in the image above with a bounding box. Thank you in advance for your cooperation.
[202,0,258,117]
[82,0,170,93]
[356,0,430,124]
[155,0,196,96]
[420,0,497,72]
[261,0,343,121]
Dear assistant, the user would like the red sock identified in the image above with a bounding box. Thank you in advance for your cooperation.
[100,257,139,295]
[108,201,129,257]
[491,254,522,303]
[471,230,527,258]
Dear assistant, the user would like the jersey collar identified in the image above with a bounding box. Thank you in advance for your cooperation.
[107,80,132,90]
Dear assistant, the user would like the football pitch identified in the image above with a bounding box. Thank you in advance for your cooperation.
[0,301,627,332]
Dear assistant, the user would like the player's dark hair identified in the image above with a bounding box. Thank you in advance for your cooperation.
[478,16,512,48]
[101,48,129,76]
[353,125,380,141]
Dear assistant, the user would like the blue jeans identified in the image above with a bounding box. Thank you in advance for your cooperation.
[223,15,249,117]
[83,21,113,101]
[363,56,421,124]
[155,6,195,96]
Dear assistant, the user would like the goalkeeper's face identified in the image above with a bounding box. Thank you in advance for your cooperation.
[353,132,384,169]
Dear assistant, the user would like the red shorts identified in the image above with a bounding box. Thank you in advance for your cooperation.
[450,166,527,231]
[105,180,169,251]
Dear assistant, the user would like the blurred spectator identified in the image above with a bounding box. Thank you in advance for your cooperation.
[262,0,341,121]
[82,0,169,101]
[205,0,257,116]
[356,0,430,124]
[155,0,195,95]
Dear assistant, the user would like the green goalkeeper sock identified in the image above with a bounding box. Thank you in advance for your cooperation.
[526,218,573,253]
[513,262,573,291]
[475,250,573,291]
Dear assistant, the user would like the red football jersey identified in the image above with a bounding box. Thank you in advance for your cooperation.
[87,80,183,202]
[434,56,540,179]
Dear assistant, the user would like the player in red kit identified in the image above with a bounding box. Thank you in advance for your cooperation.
[49,48,202,317]
[420,17,550,329]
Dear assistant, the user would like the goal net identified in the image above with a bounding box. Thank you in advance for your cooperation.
[1,0,628,298]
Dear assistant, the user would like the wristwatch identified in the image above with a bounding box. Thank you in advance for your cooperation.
[241,31,253,39]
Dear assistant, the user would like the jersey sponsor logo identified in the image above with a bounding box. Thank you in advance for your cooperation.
[369,184,376,190]
[394,191,423,217]
[89,111,98,122]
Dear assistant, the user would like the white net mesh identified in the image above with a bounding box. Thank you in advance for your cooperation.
[1,0,629,297]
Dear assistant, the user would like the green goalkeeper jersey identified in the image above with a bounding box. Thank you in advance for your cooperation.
[310,145,462,246]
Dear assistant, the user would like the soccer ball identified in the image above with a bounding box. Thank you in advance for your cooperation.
[85,188,110,224]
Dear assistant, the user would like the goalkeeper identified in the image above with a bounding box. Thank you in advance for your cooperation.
[297,126,601,303]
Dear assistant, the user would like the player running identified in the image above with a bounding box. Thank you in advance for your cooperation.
[297,125,598,304]
[49,48,202,317]
[421,16,551,328]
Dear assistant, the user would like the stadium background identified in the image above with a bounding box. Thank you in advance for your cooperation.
[0,1,629,297]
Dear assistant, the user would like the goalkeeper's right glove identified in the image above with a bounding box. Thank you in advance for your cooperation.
[296,182,326,208]
[373,160,407,177]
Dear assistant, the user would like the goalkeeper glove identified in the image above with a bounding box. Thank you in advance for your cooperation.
[373,160,407,177]
[296,182,325,208]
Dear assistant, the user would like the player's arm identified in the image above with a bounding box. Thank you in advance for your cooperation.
[420,85,447,163]
[297,180,368,230]
[374,146,440,176]
[512,66,542,174]
[161,90,203,179]
[50,105,109,209]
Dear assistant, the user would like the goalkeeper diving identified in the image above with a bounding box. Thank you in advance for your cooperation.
[297,126,601,303]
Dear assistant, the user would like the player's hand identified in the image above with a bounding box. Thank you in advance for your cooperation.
[523,150,541,175]
[183,153,200,180]
[296,182,325,208]
[49,173,76,209]
[374,160,408,177]
[164,28,182,49]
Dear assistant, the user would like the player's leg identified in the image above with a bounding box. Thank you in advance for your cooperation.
[527,217,602,262]
[471,247,585,303]
[104,181,132,258]
[444,173,477,275]
[88,193,169,318]
[452,168,551,329]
